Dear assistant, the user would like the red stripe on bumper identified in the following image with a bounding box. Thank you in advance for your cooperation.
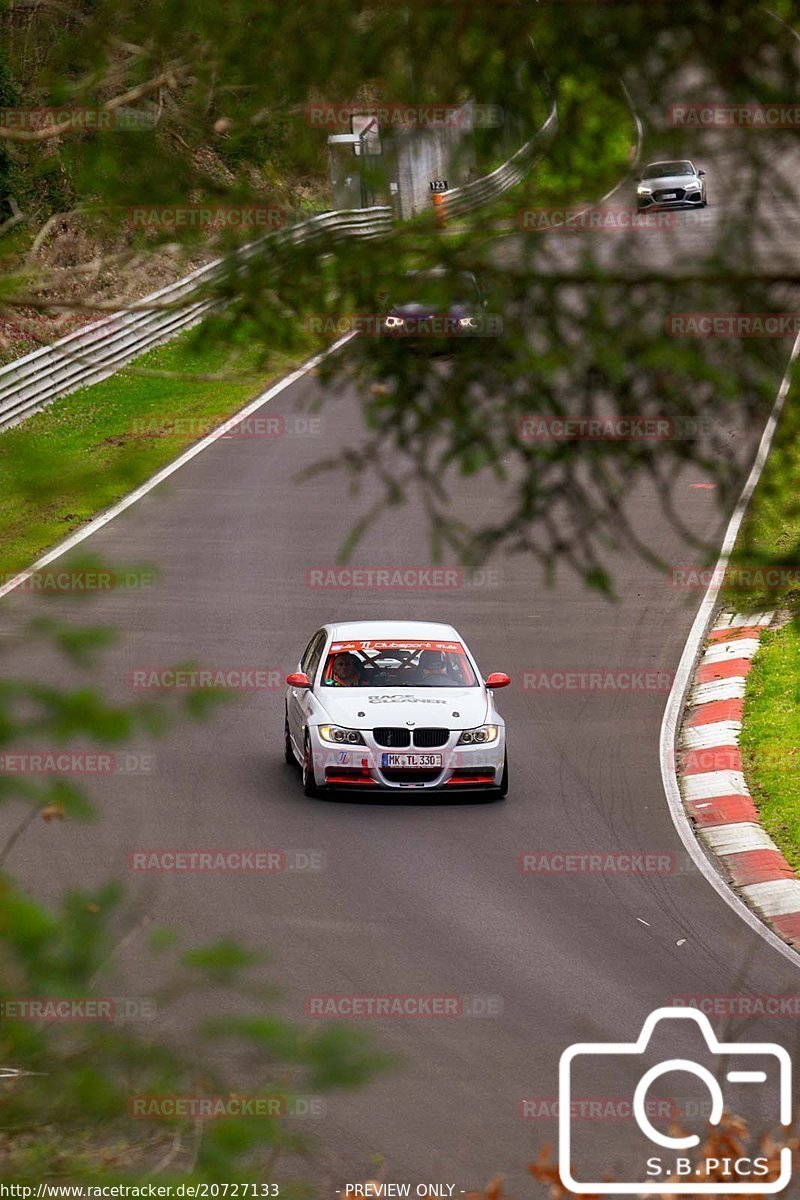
[445,775,496,786]
[324,774,378,786]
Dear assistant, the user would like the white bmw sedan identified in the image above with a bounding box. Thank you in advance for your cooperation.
[284,620,509,798]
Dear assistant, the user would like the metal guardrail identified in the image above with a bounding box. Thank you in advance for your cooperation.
[0,88,557,432]
[433,100,557,220]
[0,207,393,432]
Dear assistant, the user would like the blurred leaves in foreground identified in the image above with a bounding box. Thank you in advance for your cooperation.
[0,599,389,1182]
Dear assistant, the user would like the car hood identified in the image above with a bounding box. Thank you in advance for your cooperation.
[315,687,488,729]
[642,174,700,190]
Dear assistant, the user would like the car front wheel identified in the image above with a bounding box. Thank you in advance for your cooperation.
[302,733,320,798]
[284,710,295,765]
[495,752,509,799]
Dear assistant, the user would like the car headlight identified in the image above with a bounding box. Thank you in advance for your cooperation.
[318,725,366,745]
[384,315,404,328]
[684,181,701,191]
[457,725,500,745]
[636,185,653,195]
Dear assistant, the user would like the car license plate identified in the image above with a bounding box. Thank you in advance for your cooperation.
[662,192,676,200]
[381,753,443,768]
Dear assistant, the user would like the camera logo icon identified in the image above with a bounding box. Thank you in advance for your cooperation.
[559,1007,792,1194]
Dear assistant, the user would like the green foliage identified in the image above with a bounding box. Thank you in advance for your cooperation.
[0,614,387,1181]
[0,40,20,206]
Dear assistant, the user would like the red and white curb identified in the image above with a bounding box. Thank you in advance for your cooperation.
[677,610,800,951]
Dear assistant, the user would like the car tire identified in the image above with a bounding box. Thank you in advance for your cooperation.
[302,732,320,798]
[284,710,295,765]
[496,752,509,799]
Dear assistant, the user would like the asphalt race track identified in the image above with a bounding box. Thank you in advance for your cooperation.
[2,111,800,1192]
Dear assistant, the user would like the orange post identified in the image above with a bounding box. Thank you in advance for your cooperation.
[433,191,448,227]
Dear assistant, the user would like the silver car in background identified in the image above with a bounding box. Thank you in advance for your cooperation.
[636,160,707,211]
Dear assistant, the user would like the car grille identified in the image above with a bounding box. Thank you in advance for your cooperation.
[374,728,411,748]
[653,187,686,202]
[373,727,451,747]
[412,728,450,748]
[381,768,443,784]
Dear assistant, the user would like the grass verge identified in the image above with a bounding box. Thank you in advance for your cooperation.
[721,375,800,874]
[739,619,800,873]
[0,322,315,579]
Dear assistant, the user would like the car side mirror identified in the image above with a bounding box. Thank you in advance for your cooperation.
[698,170,706,176]
[485,672,511,689]
[286,671,311,688]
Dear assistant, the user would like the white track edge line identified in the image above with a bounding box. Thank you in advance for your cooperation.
[0,333,355,601]
[659,330,800,968]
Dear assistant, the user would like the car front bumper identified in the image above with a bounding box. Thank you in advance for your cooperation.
[309,728,506,792]
[637,192,704,210]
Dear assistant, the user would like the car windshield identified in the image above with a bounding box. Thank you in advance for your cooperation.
[392,271,477,309]
[643,161,695,178]
[321,639,478,688]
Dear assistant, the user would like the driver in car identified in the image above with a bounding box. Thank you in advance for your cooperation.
[326,651,363,687]
[416,648,450,683]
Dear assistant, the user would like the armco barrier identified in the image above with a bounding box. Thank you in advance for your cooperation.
[0,207,393,432]
[0,83,558,432]
[435,100,557,221]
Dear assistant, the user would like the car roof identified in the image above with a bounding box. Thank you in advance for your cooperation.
[324,619,462,641]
